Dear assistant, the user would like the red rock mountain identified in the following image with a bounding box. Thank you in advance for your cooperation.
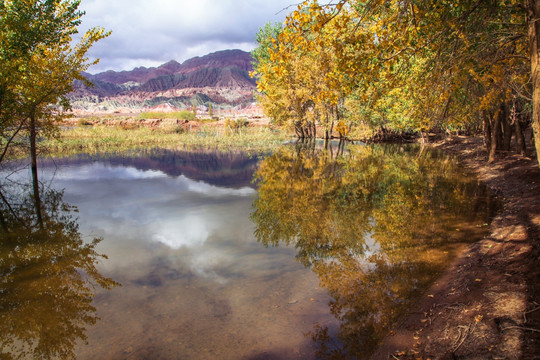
[70,49,257,113]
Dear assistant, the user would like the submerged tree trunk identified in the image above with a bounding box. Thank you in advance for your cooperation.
[337,138,346,157]
[29,113,43,229]
[526,0,540,166]
[295,125,302,138]
[296,123,305,139]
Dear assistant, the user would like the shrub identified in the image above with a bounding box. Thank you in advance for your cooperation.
[224,118,249,134]
[118,122,139,130]
[138,111,195,121]
[77,119,93,126]
[163,125,185,134]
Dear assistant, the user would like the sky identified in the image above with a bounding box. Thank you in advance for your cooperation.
[77,0,294,74]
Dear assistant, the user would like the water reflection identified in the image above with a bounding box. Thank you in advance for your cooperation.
[24,151,327,359]
[251,142,494,358]
[40,148,262,188]
[0,182,119,359]
[0,145,495,359]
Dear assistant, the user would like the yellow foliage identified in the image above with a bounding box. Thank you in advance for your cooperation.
[252,0,529,135]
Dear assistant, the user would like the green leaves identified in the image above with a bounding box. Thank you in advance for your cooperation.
[0,0,110,163]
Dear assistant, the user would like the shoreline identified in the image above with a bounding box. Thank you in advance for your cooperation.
[371,136,540,359]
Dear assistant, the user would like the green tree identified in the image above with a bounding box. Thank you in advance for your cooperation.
[0,0,110,221]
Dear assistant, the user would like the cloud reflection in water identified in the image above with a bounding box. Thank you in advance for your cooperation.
[150,214,210,249]
[21,152,338,359]
[39,162,259,280]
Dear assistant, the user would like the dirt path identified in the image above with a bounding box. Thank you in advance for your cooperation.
[371,136,540,360]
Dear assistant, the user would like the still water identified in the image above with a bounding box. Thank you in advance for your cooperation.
[0,143,495,359]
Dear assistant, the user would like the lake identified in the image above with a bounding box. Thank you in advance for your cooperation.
[0,142,495,359]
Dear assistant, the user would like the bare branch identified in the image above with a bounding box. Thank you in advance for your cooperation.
[0,119,27,164]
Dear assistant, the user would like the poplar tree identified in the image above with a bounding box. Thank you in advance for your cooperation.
[253,0,538,164]
[0,0,109,224]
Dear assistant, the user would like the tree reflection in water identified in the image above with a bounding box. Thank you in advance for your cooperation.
[0,182,119,360]
[251,142,494,359]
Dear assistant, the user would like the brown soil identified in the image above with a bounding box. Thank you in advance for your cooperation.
[371,136,540,360]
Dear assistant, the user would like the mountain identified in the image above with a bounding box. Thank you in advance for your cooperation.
[69,49,258,113]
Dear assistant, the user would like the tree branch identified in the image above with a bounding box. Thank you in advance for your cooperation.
[0,119,27,164]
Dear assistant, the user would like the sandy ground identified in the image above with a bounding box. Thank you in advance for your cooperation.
[370,136,540,359]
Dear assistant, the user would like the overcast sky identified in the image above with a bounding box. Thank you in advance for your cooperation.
[77,0,294,74]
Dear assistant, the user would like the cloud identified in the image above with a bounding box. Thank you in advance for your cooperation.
[76,0,293,73]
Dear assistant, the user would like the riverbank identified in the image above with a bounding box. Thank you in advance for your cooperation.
[371,136,540,359]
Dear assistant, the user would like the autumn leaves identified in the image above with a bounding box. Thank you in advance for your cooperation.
[252,0,532,156]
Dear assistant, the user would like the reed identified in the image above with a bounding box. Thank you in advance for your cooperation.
[43,124,291,157]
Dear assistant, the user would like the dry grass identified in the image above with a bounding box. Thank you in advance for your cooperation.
[44,124,291,157]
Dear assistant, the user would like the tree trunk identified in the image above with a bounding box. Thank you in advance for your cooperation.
[483,111,492,154]
[0,188,9,232]
[489,108,502,163]
[526,0,540,166]
[295,125,301,138]
[501,103,513,151]
[515,118,527,155]
[297,124,305,139]
[29,113,43,229]
[0,210,7,232]
[420,131,428,144]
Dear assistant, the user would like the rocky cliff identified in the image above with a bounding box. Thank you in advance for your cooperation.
[70,49,258,114]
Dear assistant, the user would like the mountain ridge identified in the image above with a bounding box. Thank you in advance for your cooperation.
[70,49,258,113]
